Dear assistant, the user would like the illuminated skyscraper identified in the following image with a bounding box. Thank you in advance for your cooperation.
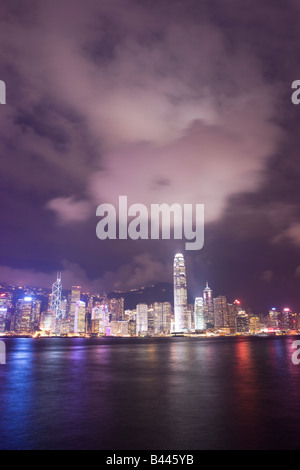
[174,253,189,332]
[269,308,280,330]
[109,298,124,321]
[136,304,148,335]
[100,303,110,334]
[110,321,129,336]
[69,286,81,333]
[162,302,172,334]
[152,302,172,335]
[15,297,40,334]
[147,305,154,335]
[128,320,137,336]
[50,272,62,333]
[213,296,228,329]
[249,316,262,334]
[151,303,173,335]
[91,297,109,335]
[236,312,250,333]
[91,305,101,334]
[194,297,205,331]
[0,294,8,333]
[41,310,53,332]
[281,308,292,331]
[203,282,214,328]
[31,299,41,331]
[18,298,32,334]
[227,304,236,334]
[74,300,86,334]
[227,300,242,334]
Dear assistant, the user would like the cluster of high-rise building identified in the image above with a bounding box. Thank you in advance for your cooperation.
[173,253,248,334]
[0,278,173,337]
[0,253,299,337]
[173,253,300,335]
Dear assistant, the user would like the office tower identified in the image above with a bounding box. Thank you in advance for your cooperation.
[50,272,62,333]
[233,299,243,315]
[162,302,172,334]
[109,298,125,322]
[74,301,86,334]
[226,299,243,334]
[41,310,53,332]
[290,312,298,330]
[0,294,8,334]
[91,301,109,335]
[281,308,292,331]
[227,304,237,334]
[15,297,40,334]
[31,300,41,332]
[213,296,229,329]
[174,253,189,332]
[136,304,148,335]
[203,282,214,328]
[249,316,262,334]
[153,303,163,335]
[60,298,68,319]
[187,304,194,331]
[295,313,300,330]
[236,311,250,333]
[269,308,280,330]
[69,286,81,333]
[85,296,94,334]
[128,319,137,336]
[194,297,205,331]
[99,302,109,334]
[91,305,101,334]
[54,298,69,335]
[147,305,154,335]
[0,307,7,333]
[110,321,129,336]
[17,298,32,334]
[124,309,136,321]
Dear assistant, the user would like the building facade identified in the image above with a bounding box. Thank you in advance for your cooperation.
[174,253,189,332]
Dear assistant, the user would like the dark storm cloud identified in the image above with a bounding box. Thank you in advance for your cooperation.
[0,0,300,311]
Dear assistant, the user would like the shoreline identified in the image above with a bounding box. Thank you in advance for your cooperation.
[1,333,300,340]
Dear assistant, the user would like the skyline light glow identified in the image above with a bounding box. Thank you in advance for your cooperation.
[0,0,300,315]
[1,0,300,454]
[0,252,299,337]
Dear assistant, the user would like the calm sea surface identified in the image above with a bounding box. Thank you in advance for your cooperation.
[0,336,300,450]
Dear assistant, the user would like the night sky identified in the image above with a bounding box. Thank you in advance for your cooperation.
[1,0,300,314]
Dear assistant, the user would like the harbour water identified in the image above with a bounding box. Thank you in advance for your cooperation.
[0,336,300,450]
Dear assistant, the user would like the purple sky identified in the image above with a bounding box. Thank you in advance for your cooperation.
[0,0,300,313]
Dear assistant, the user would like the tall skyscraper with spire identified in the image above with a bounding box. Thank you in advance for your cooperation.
[50,272,62,333]
[174,253,189,332]
[203,281,214,328]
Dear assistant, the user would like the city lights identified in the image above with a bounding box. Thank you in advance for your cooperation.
[0,255,298,338]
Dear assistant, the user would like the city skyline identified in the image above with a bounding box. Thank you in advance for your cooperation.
[0,252,299,337]
[2,0,300,453]
[0,256,296,317]
[0,1,300,316]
